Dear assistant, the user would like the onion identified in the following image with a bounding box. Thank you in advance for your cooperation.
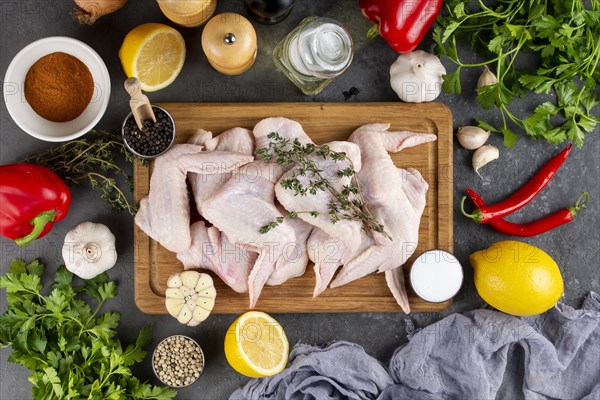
[73,0,128,25]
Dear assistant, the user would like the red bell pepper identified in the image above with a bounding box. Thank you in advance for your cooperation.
[0,163,71,246]
[359,0,443,53]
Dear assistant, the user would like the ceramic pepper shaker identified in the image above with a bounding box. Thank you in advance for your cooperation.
[201,13,257,75]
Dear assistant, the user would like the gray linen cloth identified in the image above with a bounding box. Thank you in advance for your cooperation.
[231,292,600,400]
[229,341,393,400]
[381,292,600,400]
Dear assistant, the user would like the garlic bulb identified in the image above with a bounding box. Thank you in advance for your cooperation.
[457,126,490,150]
[62,222,117,279]
[472,145,500,176]
[165,271,216,326]
[477,66,498,88]
[390,50,446,103]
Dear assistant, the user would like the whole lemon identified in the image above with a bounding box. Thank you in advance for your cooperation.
[470,240,563,316]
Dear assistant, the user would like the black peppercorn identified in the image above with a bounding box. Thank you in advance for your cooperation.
[123,106,174,157]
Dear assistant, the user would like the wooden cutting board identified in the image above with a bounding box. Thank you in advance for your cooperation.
[134,102,453,314]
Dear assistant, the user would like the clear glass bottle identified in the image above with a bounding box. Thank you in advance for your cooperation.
[273,16,354,95]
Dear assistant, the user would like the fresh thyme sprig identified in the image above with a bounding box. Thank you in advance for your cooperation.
[22,130,146,215]
[256,132,390,239]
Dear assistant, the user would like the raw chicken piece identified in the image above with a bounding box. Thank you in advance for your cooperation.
[204,127,254,153]
[267,208,313,286]
[202,161,296,308]
[134,144,254,253]
[188,128,254,211]
[385,268,411,313]
[307,229,344,297]
[275,141,364,296]
[330,124,435,312]
[177,221,257,293]
[253,117,313,152]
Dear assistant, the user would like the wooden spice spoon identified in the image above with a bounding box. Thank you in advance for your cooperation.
[124,77,156,130]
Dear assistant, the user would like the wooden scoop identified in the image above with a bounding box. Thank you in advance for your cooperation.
[124,77,156,130]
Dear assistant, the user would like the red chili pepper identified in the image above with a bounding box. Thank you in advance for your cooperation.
[359,0,443,53]
[465,188,588,237]
[0,163,71,246]
[461,144,573,224]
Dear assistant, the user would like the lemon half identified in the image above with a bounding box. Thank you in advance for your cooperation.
[119,23,186,92]
[224,311,289,378]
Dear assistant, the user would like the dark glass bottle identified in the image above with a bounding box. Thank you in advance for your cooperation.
[244,0,295,24]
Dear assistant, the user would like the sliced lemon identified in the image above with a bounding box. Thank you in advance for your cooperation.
[224,311,289,378]
[119,23,186,92]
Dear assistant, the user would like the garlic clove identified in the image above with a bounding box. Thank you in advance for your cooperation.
[167,274,183,288]
[180,270,200,288]
[195,275,212,291]
[477,66,498,88]
[457,126,490,150]
[192,306,211,323]
[198,286,217,299]
[197,296,216,310]
[165,287,185,299]
[472,145,500,176]
[179,285,192,297]
[62,222,117,280]
[185,299,197,309]
[165,298,185,316]
[177,304,194,324]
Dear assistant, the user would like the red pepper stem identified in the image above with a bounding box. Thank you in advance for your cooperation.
[570,192,589,217]
[460,196,483,223]
[366,23,380,40]
[15,210,57,247]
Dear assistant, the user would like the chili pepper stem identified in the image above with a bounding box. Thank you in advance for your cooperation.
[366,24,379,40]
[569,192,590,217]
[460,196,483,224]
[15,210,57,246]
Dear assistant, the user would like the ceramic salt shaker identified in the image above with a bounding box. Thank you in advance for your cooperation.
[201,13,257,75]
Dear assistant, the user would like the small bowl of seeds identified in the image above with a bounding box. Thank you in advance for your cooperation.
[152,335,204,388]
[121,105,176,158]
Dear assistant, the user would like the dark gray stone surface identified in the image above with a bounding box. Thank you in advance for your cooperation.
[1,1,598,399]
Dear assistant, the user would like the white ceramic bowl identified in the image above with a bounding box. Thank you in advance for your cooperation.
[3,36,111,142]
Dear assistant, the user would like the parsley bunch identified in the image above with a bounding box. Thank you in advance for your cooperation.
[0,259,176,400]
[434,0,600,147]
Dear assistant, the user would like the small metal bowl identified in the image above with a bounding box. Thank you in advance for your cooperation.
[121,105,176,159]
[152,335,205,388]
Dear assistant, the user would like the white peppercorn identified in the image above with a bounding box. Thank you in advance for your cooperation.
[152,335,204,388]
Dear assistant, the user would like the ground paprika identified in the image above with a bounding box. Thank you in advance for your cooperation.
[24,51,94,122]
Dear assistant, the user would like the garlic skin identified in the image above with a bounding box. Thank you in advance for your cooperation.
[477,66,498,88]
[457,126,490,150]
[390,50,446,103]
[472,145,500,176]
[62,222,117,279]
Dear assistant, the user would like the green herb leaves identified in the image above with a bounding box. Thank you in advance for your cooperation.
[256,132,389,239]
[0,259,177,400]
[435,0,600,147]
[22,130,146,215]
